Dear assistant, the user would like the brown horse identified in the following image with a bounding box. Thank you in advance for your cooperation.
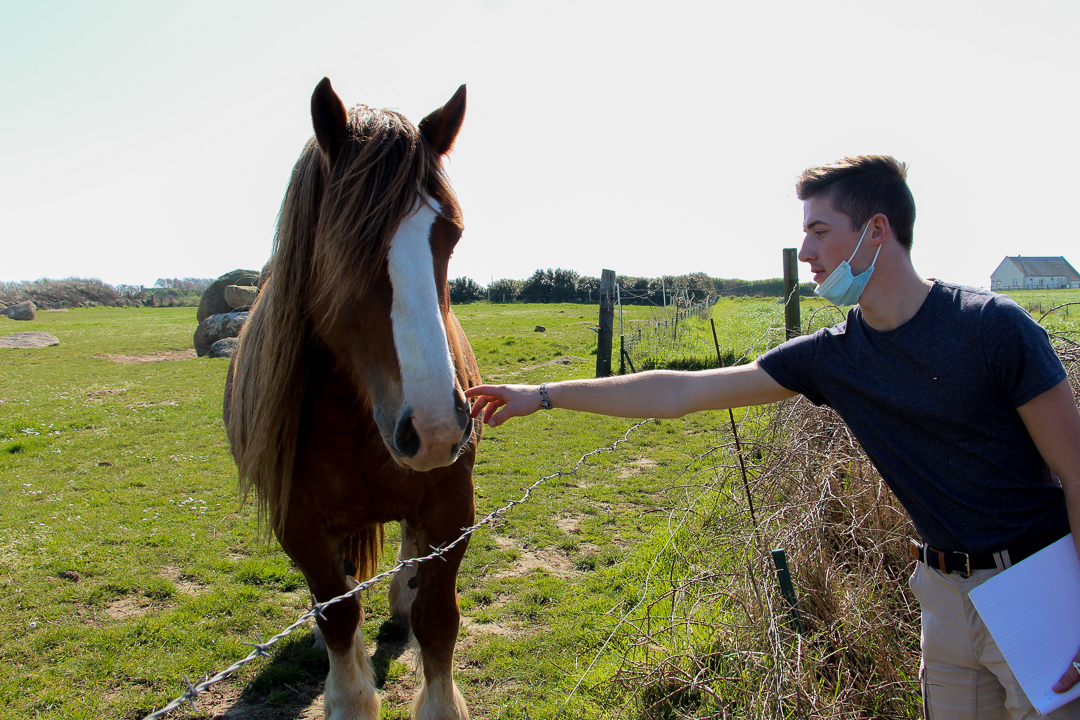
[224,77,480,720]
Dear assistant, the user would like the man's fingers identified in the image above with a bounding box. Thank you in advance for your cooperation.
[1053,656,1080,693]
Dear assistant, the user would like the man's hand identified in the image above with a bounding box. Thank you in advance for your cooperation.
[465,384,542,427]
[1053,647,1080,693]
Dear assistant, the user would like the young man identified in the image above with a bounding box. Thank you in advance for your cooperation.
[465,156,1080,720]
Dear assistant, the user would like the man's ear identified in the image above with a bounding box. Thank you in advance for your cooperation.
[869,213,891,246]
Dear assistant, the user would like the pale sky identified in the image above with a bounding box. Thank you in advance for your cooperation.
[1,0,1077,289]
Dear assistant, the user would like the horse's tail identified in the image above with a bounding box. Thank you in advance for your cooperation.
[344,525,385,581]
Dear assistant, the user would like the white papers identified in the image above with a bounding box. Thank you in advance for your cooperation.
[969,534,1080,716]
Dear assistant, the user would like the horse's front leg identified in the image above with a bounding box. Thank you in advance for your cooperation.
[388,520,420,631]
[280,520,379,720]
[410,488,473,720]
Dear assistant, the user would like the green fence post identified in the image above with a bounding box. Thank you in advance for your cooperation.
[771,548,804,635]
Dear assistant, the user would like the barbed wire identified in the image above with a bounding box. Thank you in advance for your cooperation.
[143,418,654,720]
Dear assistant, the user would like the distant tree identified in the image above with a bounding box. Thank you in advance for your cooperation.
[449,277,485,304]
[550,268,579,302]
[519,269,554,302]
[577,275,601,303]
[153,277,213,290]
[487,278,522,303]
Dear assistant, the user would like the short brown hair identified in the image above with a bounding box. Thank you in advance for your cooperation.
[796,155,916,251]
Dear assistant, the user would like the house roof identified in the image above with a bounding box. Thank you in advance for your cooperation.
[1003,256,1080,281]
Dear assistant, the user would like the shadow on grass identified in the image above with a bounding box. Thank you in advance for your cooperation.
[207,619,413,719]
[220,629,328,719]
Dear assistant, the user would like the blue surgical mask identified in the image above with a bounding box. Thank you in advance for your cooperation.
[814,221,882,306]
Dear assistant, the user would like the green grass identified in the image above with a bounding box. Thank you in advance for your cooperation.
[1,292,1075,719]
[0,305,746,719]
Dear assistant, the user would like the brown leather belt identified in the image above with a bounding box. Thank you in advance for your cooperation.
[909,527,1069,578]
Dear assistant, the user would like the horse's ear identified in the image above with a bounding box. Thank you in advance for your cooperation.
[419,85,466,157]
[311,77,349,166]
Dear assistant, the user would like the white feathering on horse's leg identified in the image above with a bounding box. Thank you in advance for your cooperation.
[322,627,379,720]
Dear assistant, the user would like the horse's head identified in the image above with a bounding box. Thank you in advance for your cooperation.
[298,78,472,472]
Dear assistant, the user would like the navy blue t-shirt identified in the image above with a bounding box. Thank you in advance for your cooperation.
[757,281,1068,555]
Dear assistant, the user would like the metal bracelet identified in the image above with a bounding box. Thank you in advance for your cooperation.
[539,382,552,410]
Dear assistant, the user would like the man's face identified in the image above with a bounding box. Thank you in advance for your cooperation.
[799,196,874,285]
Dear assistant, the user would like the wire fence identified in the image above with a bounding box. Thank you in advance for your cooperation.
[146,299,1080,720]
[562,306,1080,719]
[144,419,654,720]
[617,285,818,374]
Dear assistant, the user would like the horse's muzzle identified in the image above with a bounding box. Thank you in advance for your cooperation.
[391,391,472,470]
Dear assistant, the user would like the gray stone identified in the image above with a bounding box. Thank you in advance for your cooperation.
[534,325,546,332]
[197,270,260,322]
[224,284,258,310]
[0,301,36,321]
[207,337,239,359]
[194,312,248,357]
[0,331,59,348]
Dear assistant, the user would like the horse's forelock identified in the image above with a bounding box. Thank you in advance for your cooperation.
[308,105,456,327]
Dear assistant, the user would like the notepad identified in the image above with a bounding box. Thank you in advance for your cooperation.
[968,534,1080,715]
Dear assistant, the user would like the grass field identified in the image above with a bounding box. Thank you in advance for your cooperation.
[1,292,1077,719]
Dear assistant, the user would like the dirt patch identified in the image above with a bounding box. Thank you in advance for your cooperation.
[460,617,522,637]
[96,349,197,364]
[104,597,153,620]
[160,565,206,595]
[87,388,126,399]
[127,401,179,408]
[493,548,576,579]
[617,457,658,479]
[555,514,586,533]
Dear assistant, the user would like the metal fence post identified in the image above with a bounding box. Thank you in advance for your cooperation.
[596,269,615,378]
[783,248,801,339]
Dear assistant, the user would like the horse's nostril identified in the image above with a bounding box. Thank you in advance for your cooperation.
[453,391,470,430]
[394,414,420,458]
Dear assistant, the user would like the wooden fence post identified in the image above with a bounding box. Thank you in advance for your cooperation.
[783,248,801,339]
[596,269,615,378]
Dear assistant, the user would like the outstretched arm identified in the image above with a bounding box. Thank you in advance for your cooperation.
[1017,379,1080,694]
[465,361,797,427]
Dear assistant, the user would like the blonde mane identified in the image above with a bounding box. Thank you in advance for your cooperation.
[227,104,458,538]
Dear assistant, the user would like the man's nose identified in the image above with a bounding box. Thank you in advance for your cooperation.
[798,236,814,263]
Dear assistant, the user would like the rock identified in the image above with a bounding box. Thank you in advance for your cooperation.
[224,284,258,310]
[0,331,59,348]
[207,337,239,359]
[534,325,546,332]
[194,312,248,357]
[197,270,260,322]
[0,301,36,321]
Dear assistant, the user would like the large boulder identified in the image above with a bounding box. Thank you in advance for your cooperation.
[194,312,248,357]
[0,331,59,348]
[0,301,36,321]
[224,285,258,310]
[197,270,260,323]
[207,337,239,359]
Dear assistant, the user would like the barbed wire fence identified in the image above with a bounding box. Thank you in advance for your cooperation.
[556,303,1080,719]
[146,298,1080,720]
[143,419,654,720]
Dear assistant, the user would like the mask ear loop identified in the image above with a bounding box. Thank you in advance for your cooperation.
[846,220,874,263]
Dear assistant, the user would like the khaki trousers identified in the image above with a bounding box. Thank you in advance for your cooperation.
[910,560,1080,719]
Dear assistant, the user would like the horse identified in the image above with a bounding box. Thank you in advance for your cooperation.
[224,77,480,720]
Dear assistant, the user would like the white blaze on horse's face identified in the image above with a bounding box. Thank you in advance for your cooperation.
[385,198,469,471]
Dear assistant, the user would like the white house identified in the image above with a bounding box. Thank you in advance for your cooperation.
[990,256,1080,290]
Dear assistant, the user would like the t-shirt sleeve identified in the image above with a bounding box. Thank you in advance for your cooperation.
[757,330,830,406]
[981,296,1067,407]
